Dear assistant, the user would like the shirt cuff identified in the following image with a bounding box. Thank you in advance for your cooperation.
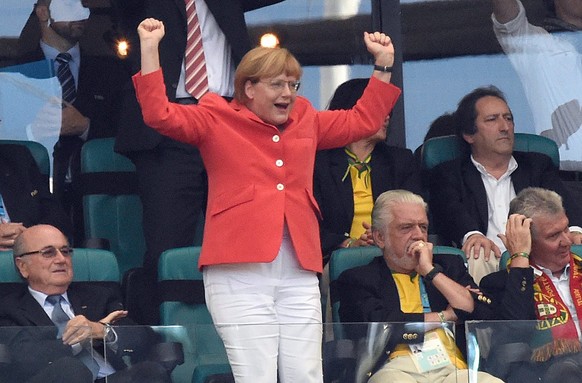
[462,231,485,245]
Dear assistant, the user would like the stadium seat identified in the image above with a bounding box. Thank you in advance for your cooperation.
[80,138,145,277]
[422,132,560,171]
[499,244,582,270]
[158,246,233,383]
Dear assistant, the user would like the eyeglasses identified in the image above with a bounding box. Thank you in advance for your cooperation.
[259,80,301,93]
[16,246,74,259]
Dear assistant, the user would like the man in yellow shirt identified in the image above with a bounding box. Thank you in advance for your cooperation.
[336,190,501,382]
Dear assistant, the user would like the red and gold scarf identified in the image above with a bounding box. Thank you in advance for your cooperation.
[530,254,582,362]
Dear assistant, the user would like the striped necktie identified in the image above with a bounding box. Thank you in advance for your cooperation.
[184,0,209,99]
[55,53,77,104]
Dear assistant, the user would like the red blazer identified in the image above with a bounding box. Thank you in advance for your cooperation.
[133,70,401,272]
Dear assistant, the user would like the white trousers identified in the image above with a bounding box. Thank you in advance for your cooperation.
[203,230,323,383]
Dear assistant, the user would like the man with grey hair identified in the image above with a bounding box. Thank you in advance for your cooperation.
[336,190,500,383]
[481,187,582,382]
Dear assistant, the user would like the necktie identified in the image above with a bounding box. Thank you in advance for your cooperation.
[341,148,372,188]
[184,0,209,99]
[55,53,77,104]
[46,295,100,379]
[46,294,69,338]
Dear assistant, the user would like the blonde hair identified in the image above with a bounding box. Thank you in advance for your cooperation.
[234,46,302,103]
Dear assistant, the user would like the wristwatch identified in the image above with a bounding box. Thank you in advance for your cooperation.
[424,264,443,282]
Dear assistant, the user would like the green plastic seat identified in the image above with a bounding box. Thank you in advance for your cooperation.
[422,133,560,170]
[80,138,145,277]
[0,248,120,298]
[0,139,50,178]
[158,246,232,383]
[499,244,582,270]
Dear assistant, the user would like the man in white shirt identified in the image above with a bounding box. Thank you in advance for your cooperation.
[429,86,582,283]
[481,187,582,383]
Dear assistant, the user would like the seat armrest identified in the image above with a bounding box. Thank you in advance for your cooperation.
[147,342,184,372]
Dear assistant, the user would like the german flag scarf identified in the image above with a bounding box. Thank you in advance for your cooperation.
[530,254,582,362]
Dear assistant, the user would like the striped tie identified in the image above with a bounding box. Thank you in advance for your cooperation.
[55,53,77,104]
[184,0,209,99]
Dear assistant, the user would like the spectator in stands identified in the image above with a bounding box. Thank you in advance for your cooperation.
[0,224,171,383]
[481,187,582,383]
[314,78,421,259]
[16,0,129,245]
[428,85,582,283]
[133,16,400,383]
[336,190,500,383]
[490,0,582,171]
[112,0,283,325]
[0,143,70,249]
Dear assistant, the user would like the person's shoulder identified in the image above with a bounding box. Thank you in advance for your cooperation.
[0,144,35,167]
[68,283,117,299]
[375,142,414,158]
[513,150,553,164]
[433,252,466,268]
[0,286,31,311]
[337,256,385,283]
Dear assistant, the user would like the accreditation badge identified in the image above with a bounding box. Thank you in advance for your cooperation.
[409,331,452,373]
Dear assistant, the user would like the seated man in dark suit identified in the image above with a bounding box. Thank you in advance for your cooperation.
[481,187,582,383]
[428,86,582,283]
[335,190,500,383]
[0,144,71,250]
[0,224,171,383]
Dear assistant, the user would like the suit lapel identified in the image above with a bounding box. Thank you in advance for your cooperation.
[462,159,489,230]
[19,292,55,327]
[510,154,529,193]
[175,0,187,20]
[329,149,355,221]
[370,146,391,201]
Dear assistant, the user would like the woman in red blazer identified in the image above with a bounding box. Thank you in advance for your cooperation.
[133,18,401,383]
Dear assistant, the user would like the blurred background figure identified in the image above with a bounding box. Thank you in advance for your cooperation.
[314,78,421,261]
[11,0,129,245]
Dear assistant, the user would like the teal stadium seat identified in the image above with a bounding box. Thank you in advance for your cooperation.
[0,248,120,298]
[0,139,50,177]
[158,247,232,383]
[422,132,560,170]
[499,244,582,270]
[80,138,146,277]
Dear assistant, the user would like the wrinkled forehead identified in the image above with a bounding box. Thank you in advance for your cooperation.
[50,0,90,22]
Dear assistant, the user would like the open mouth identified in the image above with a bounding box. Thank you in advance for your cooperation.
[274,103,289,111]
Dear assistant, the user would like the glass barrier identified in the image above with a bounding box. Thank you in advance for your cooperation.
[85,322,467,383]
[10,321,569,382]
[465,319,582,383]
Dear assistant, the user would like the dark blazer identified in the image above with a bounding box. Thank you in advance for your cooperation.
[114,0,284,153]
[480,267,535,321]
[0,284,158,381]
[15,48,129,192]
[334,254,494,377]
[314,143,422,255]
[0,144,71,236]
[429,151,582,246]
